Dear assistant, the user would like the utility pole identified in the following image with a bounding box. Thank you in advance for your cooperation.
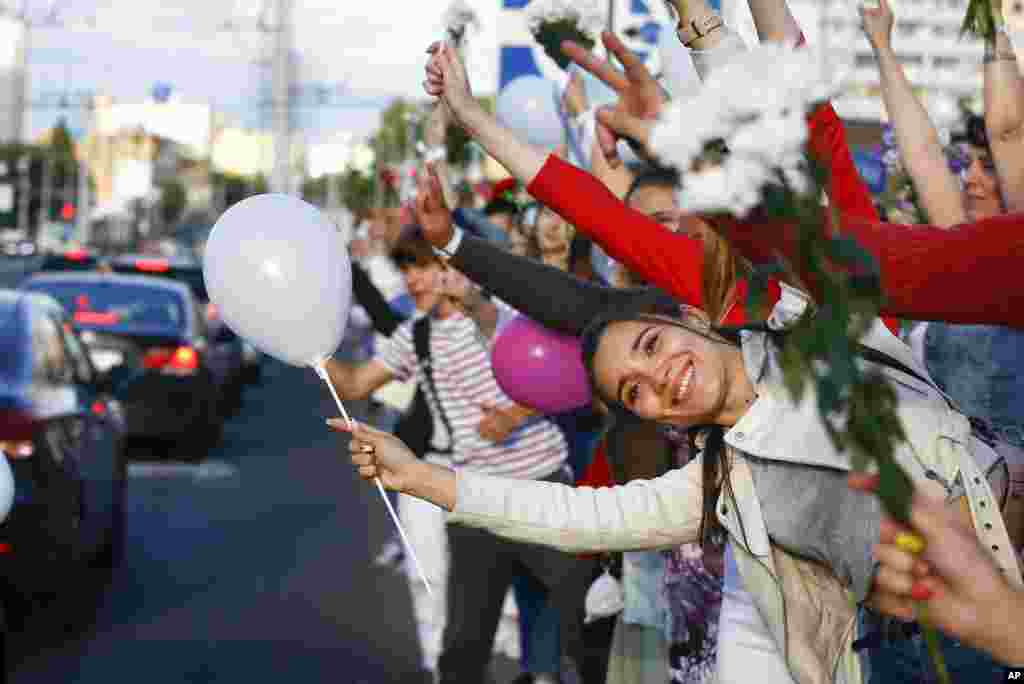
[16,154,29,233]
[270,0,293,195]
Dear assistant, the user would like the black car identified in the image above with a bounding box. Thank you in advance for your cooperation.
[109,254,251,406]
[0,289,127,611]
[21,273,228,459]
[37,247,103,273]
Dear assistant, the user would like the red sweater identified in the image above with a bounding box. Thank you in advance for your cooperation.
[715,209,1024,328]
[527,104,887,329]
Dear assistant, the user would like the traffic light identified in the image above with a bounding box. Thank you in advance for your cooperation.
[60,202,75,222]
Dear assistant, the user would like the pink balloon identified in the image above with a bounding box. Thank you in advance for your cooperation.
[491,315,592,414]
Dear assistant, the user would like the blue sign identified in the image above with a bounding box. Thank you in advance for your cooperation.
[152,82,173,103]
[852,149,887,195]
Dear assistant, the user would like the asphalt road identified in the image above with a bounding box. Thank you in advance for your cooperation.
[6,349,518,683]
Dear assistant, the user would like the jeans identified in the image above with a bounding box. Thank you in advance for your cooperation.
[864,615,1007,684]
[513,572,562,675]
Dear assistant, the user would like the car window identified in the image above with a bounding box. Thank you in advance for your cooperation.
[0,303,27,380]
[58,317,95,384]
[24,281,187,334]
[30,311,73,385]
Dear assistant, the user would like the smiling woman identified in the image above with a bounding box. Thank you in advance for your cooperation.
[333,283,1022,684]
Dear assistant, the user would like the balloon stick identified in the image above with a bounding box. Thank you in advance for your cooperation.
[313,361,434,597]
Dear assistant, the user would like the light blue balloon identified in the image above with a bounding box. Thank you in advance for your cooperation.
[497,75,564,149]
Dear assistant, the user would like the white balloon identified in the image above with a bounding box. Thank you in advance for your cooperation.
[497,75,565,149]
[203,194,352,367]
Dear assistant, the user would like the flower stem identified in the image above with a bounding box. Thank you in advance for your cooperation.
[918,603,953,684]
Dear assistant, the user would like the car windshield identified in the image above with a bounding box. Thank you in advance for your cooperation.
[112,261,208,302]
[24,281,187,334]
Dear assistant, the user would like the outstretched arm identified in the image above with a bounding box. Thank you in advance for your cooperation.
[413,164,674,335]
[713,209,1024,327]
[334,418,706,553]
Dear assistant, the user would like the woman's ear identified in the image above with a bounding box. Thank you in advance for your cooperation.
[677,305,712,331]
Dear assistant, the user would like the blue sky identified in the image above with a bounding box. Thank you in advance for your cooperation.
[24,0,502,143]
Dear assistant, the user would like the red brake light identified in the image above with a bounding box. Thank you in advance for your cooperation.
[64,249,88,261]
[134,259,170,273]
[171,347,198,370]
[74,311,120,326]
[143,346,199,375]
[206,302,218,321]
[90,401,106,416]
[0,408,39,442]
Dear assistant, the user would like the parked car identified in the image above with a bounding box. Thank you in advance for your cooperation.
[37,247,103,273]
[0,289,127,615]
[109,254,252,405]
[21,273,229,460]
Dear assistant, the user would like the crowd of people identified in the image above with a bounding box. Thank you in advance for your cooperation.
[325,0,1024,681]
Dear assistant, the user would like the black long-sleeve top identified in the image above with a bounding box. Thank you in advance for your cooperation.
[450,235,677,337]
[351,262,406,337]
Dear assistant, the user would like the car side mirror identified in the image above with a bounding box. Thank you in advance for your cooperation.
[214,326,238,344]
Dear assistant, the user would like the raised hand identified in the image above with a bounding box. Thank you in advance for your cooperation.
[328,418,421,492]
[424,41,477,124]
[433,267,474,304]
[859,0,895,52]
[476,404,522,443]
[413,164,455,249]
[562,31,663,166]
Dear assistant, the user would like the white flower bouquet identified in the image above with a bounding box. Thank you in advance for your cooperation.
[525,0,606,70]
[442,0,480,47]
[647,43,950,683]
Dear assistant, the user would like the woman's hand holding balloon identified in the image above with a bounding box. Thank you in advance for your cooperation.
[849,473,1024,666]
[329,419,457,511]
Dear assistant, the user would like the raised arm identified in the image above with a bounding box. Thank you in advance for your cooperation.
[352,261,407,337]
[413,165,672,336]
[983,5,1024,212]
[861,0,965,226]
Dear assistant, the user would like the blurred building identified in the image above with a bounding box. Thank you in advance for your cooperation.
[83,96,215,213]
[723,0,983,125]
[0,17,27,143]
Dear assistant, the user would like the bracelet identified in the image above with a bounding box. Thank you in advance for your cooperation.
[678,14,725,47]
[432,225,464,259]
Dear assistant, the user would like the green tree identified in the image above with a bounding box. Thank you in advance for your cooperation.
[156,178,187,226]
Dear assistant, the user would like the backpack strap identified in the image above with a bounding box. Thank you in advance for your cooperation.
[413,316,454,455]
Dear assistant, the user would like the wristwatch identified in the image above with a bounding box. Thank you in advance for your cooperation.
[678,14,725,47]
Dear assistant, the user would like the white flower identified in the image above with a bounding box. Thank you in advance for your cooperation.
[526,0,606,36]
[443,0,480,42]
[649,43,845,217]
[678,156,774,217]
[726,110,808,165]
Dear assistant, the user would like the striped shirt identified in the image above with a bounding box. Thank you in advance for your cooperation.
[375,306,567,480]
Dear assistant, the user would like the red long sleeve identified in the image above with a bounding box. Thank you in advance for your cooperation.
[717,211,1024,328]
[806,104,879,223]
[528,155,706,309]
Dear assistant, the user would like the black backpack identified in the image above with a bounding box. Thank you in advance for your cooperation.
[393,317,454,458]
